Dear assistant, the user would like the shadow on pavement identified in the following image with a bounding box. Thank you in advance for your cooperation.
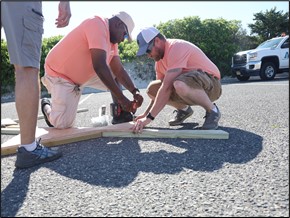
[1,126,262,217]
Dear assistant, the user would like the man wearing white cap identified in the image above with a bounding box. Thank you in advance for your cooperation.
[133,27,222,132]
[41,11,143,129]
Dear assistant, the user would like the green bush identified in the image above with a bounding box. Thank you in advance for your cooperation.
[40,35,63,77]
[1,36,63,95]
[1,39,15,94]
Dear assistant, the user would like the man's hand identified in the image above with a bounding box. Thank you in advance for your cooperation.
[118,97,133,112]
[133,93,144,107]
[132,88,143,107]
[132,117,151,133]
[55,1,71,28]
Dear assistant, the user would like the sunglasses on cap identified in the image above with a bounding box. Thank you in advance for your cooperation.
[122,22,129,40]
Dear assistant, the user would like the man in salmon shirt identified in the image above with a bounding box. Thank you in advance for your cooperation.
[133,27,222,133]
[41,11,143,129]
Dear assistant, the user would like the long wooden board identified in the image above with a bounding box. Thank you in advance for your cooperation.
[1,128,21,135]
[1,127,102,156]
[1,122,136,155]
[1,108,89,135]
[12,108,89,123]
[1,122,229,156]
[1,118,18,127]
[1,108,89,127]
[102,129,229,139]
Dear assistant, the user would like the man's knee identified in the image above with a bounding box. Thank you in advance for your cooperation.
[51,114,74,129]
[146,80,162,98]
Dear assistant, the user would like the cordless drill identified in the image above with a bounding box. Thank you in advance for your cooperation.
[110,100,138,118]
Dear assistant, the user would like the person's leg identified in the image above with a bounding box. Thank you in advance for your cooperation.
[2,2,43,145]
[174,71,222,112]
[2,2,62,168]
[14,65,39,145]
[147,80,193,126]
[174,80,214,112]
[41,75,81,129]
[174,70,222,129]
[147,80,188,109]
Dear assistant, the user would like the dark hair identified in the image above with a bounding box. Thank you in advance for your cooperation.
[155,33,166,41]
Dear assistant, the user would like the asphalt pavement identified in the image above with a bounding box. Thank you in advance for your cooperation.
[1,74,289,217]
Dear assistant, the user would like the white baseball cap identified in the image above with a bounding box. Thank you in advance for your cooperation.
[114,11,135,42]
[136,27,160,56]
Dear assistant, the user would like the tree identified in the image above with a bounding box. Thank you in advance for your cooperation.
[248,7,289,41]
[1,39,15,94]
[156,17,245,76]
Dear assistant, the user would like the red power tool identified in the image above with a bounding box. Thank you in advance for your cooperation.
[110,100,138,117]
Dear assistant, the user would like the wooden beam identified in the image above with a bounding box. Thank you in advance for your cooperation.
[102,129,229,139]
[1,128,20,135]
[2,108,89,123]
[1,108,89,133]
[1,127,102,156]
[1,122,229,156]
[1,118,18,127]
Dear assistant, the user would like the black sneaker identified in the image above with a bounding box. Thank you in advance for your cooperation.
[202,103,221,130]
[111,111,133,125]
[15,138,62,169]
[168,106,193,126]
[41,98,54,127]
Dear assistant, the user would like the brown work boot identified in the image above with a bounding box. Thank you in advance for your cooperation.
[168,106,193,126]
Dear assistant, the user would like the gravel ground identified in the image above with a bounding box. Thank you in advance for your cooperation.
[1,74,289,217]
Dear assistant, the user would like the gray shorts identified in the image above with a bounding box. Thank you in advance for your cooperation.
[1,2,43,69]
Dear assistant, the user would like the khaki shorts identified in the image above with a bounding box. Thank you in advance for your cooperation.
[2,2,43,68]
[147,70,222,105]
[41,73,110,129]
[41,75,81,129]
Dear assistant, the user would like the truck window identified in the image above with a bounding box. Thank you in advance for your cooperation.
[257,38,284,49]
[281,38,289,49]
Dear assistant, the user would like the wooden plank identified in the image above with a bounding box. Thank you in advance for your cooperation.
[12,107,89,123]
[1,108,88,134]
[1,127,103,156]
[4,124,20,128]
[102,129,229,139]
[1,121,229,156]
[1,128,20,135]
[1,122,134,156]
[1,118,18,127]
[97,122,229,139]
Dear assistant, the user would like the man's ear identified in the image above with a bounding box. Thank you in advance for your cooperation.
[154,37,160,45]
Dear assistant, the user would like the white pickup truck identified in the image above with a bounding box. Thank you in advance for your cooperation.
[231,35,289,81]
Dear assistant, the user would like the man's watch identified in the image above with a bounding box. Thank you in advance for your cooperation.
[146,112,155,121]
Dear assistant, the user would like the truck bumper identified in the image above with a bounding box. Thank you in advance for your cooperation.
[231,61,261,77]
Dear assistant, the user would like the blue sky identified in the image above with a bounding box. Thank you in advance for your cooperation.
[1,1,289,40]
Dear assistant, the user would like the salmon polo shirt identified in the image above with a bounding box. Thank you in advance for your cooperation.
[155,39,221,80]
[45,16,119,85]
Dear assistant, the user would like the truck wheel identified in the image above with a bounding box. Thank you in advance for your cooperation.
[237,75,250,81]
[260,62,276,80]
